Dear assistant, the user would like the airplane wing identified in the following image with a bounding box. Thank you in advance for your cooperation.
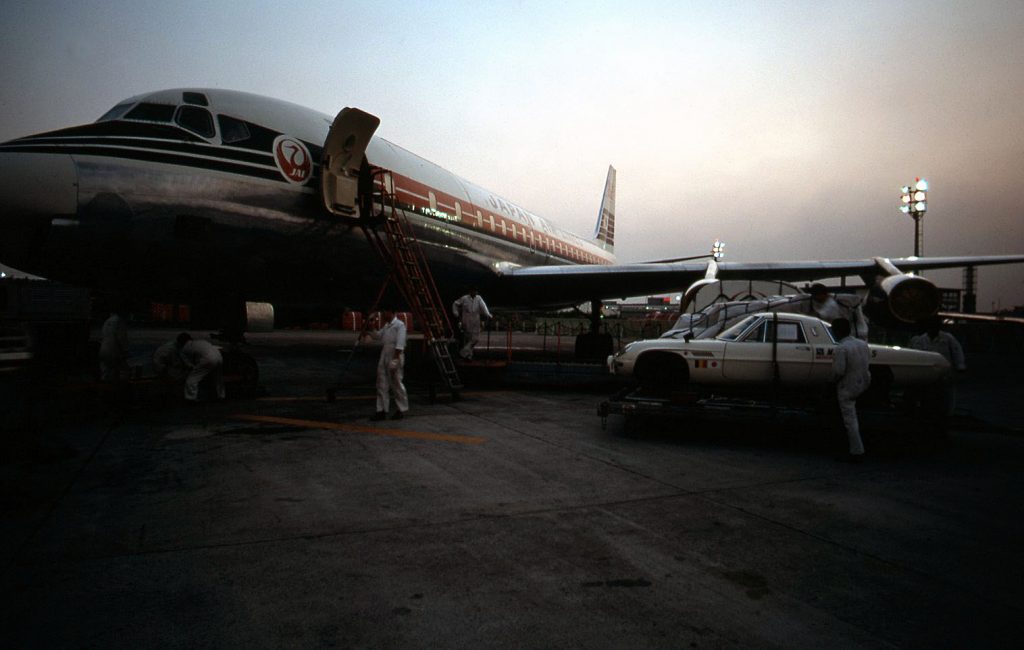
[938,311,1024,325]
[495,254,1024,306]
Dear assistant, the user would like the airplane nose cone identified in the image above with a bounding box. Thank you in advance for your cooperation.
[0,151,78,271]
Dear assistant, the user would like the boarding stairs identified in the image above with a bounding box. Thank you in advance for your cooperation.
[361,168,462,393]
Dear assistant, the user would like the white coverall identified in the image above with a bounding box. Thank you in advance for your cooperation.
[98,314,129,381]
[812,295,869,339]
[452,293,492,359]
[910,330,965,416]
[152,340,186,379]
[832,335,871,455]
[373,316,408,414]
[180,339,225,401]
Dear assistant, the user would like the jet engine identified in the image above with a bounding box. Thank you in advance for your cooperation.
[863,273,941,327]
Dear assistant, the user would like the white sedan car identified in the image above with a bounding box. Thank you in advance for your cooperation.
[608,312,950,396]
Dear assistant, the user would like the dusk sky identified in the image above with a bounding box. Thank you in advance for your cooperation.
[2,0,1022,308]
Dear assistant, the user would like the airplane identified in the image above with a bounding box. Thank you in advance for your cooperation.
[1,87,1022,353]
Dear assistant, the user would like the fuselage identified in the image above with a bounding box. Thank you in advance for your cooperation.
[0,88,614,318]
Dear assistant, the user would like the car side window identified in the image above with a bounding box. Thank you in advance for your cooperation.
[741,319,806,343]
[775,322,805,343]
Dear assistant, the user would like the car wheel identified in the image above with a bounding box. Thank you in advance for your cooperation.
[634,352,688,395]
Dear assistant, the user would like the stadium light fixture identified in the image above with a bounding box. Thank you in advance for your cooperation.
[711,239,725,260]
[898,178,928,257]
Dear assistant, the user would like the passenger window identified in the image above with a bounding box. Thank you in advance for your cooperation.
[218,115,251,144]
[175,106,216,139]
[125,103,175,123]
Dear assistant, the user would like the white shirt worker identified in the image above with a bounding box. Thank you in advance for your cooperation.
[910,330,965,371]
[180,338,225,401]
[832,334,872,456]
[452,292,492,360]
[911,329,965,416]
[372,314,408,417]
[98,313,129,381]
[153,339,186,379]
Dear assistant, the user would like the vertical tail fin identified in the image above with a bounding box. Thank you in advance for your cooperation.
[593,165,615,254]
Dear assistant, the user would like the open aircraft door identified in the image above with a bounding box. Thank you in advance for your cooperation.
[321,107,380,218]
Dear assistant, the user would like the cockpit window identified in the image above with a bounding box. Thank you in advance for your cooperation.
[218,114,251,144]
[182,92,209,107]
[174,106,216,139]
[215,114,279,151]
[98,102,134,122]
[125,103,175,123]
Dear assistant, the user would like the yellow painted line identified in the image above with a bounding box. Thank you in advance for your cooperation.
[232,414,485,445]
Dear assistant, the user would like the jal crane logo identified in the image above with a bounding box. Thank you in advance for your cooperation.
[273,135,312,185]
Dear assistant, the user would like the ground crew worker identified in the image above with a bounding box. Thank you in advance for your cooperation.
[175,333,225,402]
[832,318,871,462]
[152,338,186,380]
[810,283,868,339]
[366,308,408,420]
[98,309,130,381]
[452,287,492,360]
[910,317,966,416]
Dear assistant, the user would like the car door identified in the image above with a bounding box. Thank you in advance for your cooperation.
[723,315,813,383]
[770,317,813,383]
[805,319,837,382]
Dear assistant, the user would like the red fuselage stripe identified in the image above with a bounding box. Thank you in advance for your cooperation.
[384,172,612,266]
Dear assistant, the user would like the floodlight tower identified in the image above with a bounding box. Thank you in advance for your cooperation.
[711,239,725,260]
[899,178,928,257]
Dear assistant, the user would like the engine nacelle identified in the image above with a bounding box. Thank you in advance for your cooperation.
[864,274,941,326]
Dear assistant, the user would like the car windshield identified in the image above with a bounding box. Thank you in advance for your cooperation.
[716,315,760,341]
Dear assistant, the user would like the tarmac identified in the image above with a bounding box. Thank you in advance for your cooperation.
[2,329,1023,648]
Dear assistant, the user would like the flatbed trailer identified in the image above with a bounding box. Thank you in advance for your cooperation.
[598,386,828,429]
[598,384,947,443]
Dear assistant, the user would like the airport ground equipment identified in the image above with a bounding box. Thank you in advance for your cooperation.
[359,168,462,394]
[598,386,826,430]
[325,333,368,402]
[598,378,950,441]
[0,278,92,367]
[0,322,32,373]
